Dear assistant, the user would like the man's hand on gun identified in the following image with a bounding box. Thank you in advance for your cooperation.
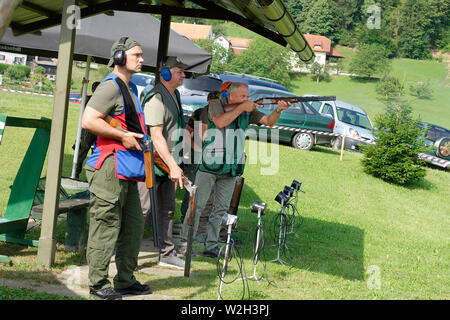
[121,132,144,151]
[276,99,291,112]
[169,163,184,190]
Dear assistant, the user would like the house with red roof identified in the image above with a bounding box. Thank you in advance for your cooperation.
[303,34,344,65]
[170,22,213,41]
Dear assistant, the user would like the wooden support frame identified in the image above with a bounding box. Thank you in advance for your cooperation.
[36,0,77,268]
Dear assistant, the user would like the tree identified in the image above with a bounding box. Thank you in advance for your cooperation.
[349,43,391,78]
[375,74,405,102]
[360,99,427,185]
[196,39,232,74]
[309,62,330,84]
[226,37,292,87]
[397,0,449,59]
[302,0,338,41]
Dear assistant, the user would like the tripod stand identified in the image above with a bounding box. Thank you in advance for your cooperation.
[286,180,302,238]
[271,191,290,266]
[245,201,267,282]
[217,213,248,299]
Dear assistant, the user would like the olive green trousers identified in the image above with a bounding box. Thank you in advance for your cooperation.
[85,156,144,290]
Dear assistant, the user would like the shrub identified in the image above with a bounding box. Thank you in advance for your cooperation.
[409,81,433,99]
[360,100,428,185]
[376,75,405,102]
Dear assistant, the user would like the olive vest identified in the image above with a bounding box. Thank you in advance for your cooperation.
[142,82,185,178]
[199,108,249,177]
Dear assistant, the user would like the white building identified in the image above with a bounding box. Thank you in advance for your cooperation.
[0,51,27,65]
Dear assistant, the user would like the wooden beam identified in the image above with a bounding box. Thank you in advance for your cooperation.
[118,2,287,47]
[11,0,142,36]
[20,1,57,18]
[36,0,77,269]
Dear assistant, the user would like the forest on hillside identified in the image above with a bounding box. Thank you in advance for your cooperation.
[176,0,449,60]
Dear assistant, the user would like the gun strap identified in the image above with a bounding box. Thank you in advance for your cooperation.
[114,77,144,135]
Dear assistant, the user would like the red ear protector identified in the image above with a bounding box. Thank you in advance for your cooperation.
[220,81,232,99]
[113,37,129,66]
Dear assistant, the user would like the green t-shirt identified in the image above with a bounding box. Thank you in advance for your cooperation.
[86,80,139,115]
[144,92,182,153]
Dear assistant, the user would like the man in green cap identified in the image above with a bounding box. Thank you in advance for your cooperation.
[140,56,189,270]
[82,37,151,300]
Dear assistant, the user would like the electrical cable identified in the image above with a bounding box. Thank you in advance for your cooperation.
[216,236,250,300]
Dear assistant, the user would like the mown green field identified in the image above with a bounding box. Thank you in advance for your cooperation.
[0,88,448,299]
[292,50,450,129]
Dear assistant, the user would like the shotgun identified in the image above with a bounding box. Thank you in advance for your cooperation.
[150,151,198,277]
[223,95,337,112]
[228,176,244,216]
[105,116,160,248]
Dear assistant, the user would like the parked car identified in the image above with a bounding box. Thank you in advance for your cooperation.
[131,73,155,102]
[180,86,336,150]
[418,122,450,168]
[219,71,290,92]
[180,94,208,123]
[139,73,221,104]
[246,86,335,150]
[306,96,375,151]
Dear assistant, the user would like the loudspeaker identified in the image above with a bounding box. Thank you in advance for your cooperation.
[113,37,129,66]
[161,57,172,81]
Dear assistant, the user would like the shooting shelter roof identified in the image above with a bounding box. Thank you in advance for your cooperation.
[8,0,314,62]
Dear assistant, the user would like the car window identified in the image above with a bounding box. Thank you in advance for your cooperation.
[285,102,305,114]
[303,103,315,115]
[309,101,322,112]
[322,103,334,117]
[337,107,372,129]
[131,74,153,87]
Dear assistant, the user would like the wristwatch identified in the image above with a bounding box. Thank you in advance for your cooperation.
[276,107,282,114]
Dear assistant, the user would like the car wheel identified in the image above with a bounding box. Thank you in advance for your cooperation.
[331,136,342,150]
[435,137,450,158]
[292,132,314,150]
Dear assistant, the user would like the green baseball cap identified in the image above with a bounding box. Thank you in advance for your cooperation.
[161,56,189,69]
[107,37,142,67]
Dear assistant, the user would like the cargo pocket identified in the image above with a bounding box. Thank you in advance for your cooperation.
[86,156,121,204]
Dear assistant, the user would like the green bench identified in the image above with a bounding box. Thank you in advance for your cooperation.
[0,115,89,265]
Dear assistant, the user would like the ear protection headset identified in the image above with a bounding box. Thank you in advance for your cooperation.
[161,57,172,82]
[113,37,129,66]
[220,81,232,99]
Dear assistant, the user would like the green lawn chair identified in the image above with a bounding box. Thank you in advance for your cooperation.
[0,115,51,264]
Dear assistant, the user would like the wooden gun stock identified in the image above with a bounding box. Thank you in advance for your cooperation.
[229,176,244,216]
[152,151,192,187]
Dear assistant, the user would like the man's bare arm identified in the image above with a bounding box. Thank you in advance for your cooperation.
[212,100,259,128]
[82,106,143,150]
[149,125,184,188]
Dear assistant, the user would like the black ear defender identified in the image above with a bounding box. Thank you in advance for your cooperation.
[113,37,129,66]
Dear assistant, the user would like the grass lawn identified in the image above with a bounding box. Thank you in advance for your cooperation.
[0,90,449,300]
[290,54,450,128]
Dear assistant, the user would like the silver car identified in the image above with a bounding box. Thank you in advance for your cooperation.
[306,96,375,151]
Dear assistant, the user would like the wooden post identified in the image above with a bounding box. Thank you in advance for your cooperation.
[340,130,346,161]
[37,0,76,268]
[0,0,23,40]
[154,10,171,84]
